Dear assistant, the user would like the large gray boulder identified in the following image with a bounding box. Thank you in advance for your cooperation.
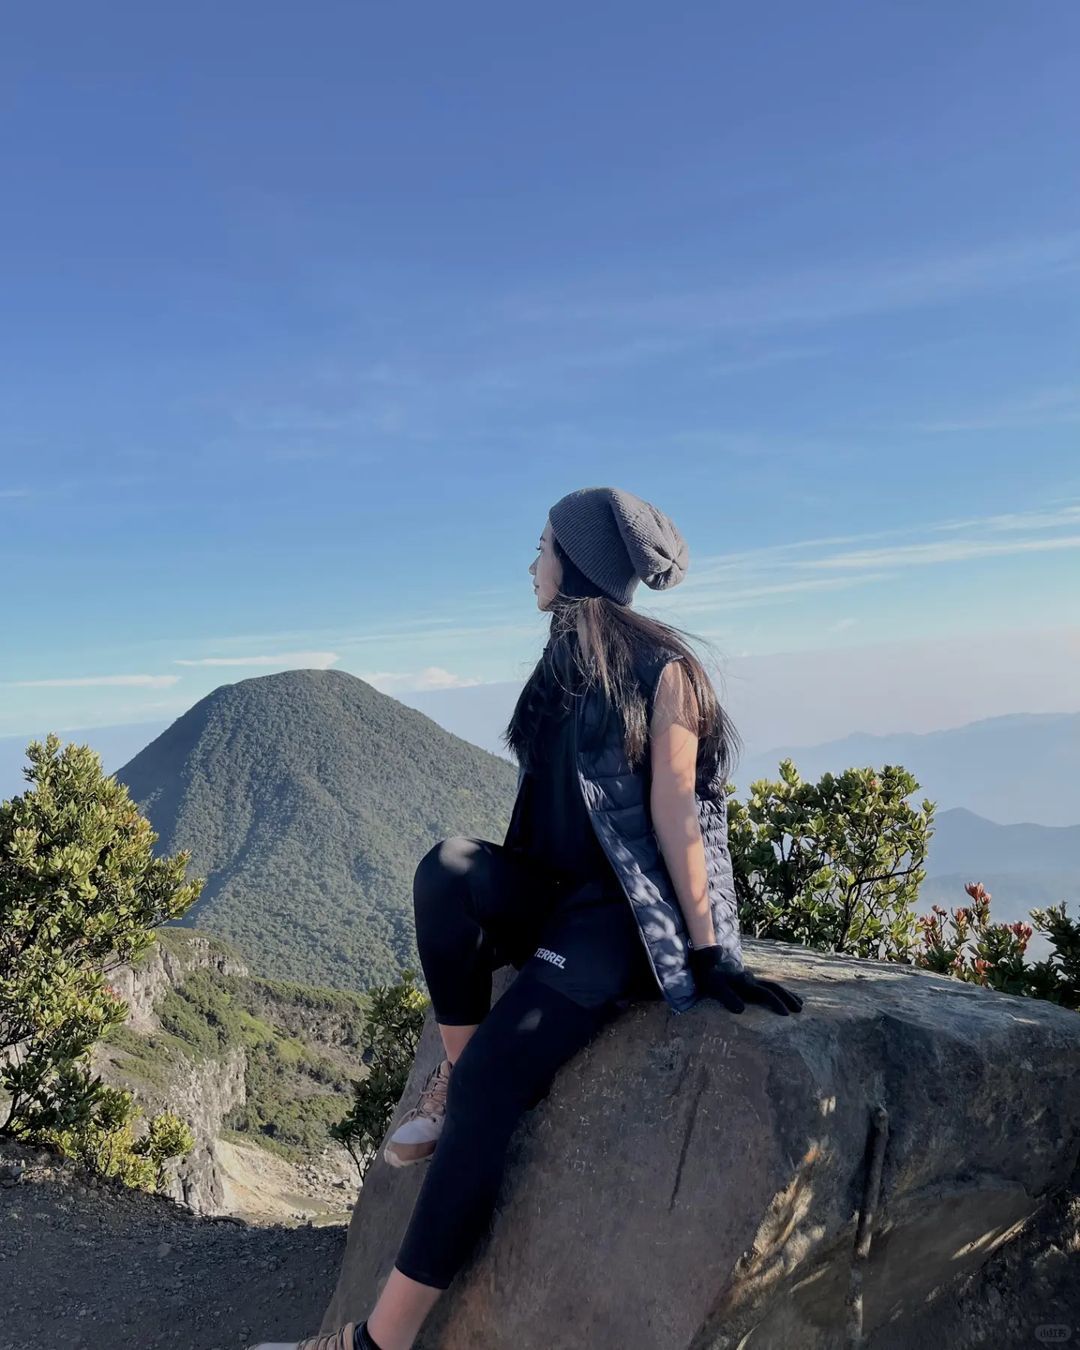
[321,939,1080,1348]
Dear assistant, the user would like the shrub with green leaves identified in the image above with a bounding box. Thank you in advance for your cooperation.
[727,759,934,961]
[0,733,203,1138]
[331,968,429,1181]
[728,758,1077,1012]
[41,1083,195,1191]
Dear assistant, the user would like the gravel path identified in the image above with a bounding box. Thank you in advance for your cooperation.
[0,1142,348,1350]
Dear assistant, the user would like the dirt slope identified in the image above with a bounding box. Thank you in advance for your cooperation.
[0,1142,347,1350]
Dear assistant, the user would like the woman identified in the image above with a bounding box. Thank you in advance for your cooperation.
[265,486,802,1350]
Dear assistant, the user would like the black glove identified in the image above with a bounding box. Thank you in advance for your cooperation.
[689,945,803,1016]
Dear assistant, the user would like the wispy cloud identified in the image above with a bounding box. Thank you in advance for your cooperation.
[4,674,182,688]
[201,235,1079,443]
[0,488,34,499]
[668,571,895,615]
[933,504,1080,534]
[154,502,1080,662]
[228,398,403,440]
[360,666,486,693]
[687,499,1080,574]
[917,384,1080,434]
[709,345,829,376]
[511,232,1080,334]
[799,534,1080,571]
[174,651,340,668]
[336,623,538,648]
[263,447,341,463]
[656,498,1080,618]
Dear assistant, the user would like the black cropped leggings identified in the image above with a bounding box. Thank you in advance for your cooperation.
[393,836,643,1290]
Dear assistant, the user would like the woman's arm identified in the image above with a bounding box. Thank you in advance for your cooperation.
[648,659,717,950]
[650,659,804,1015]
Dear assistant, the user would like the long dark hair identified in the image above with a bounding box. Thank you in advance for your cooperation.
[502,532,742,782]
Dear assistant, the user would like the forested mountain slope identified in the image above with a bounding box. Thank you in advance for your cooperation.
[115,668,518,988]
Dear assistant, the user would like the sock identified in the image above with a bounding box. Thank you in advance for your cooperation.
[353,1321,383,1350]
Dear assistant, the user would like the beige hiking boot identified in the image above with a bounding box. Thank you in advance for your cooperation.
[383,1057,452,1167]
[248,1320,358,1350]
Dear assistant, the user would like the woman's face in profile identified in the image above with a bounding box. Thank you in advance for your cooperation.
[529,519,563,611]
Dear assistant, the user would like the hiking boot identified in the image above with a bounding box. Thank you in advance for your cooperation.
[249,1319,380,1350]
[248,1322,357,1350]
[383,1056,452,1167]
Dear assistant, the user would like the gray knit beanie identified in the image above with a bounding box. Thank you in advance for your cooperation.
[547,486,689,606]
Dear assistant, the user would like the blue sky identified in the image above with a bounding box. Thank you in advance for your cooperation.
[2,0,1079,741]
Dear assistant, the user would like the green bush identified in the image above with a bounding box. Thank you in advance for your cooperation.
[41,1083,194,1192]
[0,733,202,1142]
[729,758,1077,1012]
[331,969,429,1181]
[728,759,933,961]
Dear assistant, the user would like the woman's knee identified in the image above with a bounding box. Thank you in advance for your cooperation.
[413,836,477,918]
[413,837,472,901]
[414,835,481,884]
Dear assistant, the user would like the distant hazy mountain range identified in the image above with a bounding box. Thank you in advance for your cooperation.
[730,711,1080,828]
[3,673,1074,986]
[4,692,1078,829]
[396,691,1080,827]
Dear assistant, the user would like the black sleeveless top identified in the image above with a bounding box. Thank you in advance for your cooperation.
[514,693,618,887]
[505,637,619,889]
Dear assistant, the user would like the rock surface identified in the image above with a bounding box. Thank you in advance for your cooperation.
[161,1045,247,1213]
[93,935,252,1214]
[321,938,1080,1349]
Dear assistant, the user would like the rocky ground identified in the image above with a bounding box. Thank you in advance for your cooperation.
[4,1128,1079,1350]
[0,1140,349,1350]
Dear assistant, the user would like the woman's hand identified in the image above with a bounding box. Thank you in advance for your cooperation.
[689,945,803,1016]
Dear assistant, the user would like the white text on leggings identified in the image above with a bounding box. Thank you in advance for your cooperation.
[534,947,567,969]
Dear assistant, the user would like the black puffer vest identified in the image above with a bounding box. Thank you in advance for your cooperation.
[505,642,745,1014]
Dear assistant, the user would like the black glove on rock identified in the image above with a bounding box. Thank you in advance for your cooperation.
[689,945,803,1016]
